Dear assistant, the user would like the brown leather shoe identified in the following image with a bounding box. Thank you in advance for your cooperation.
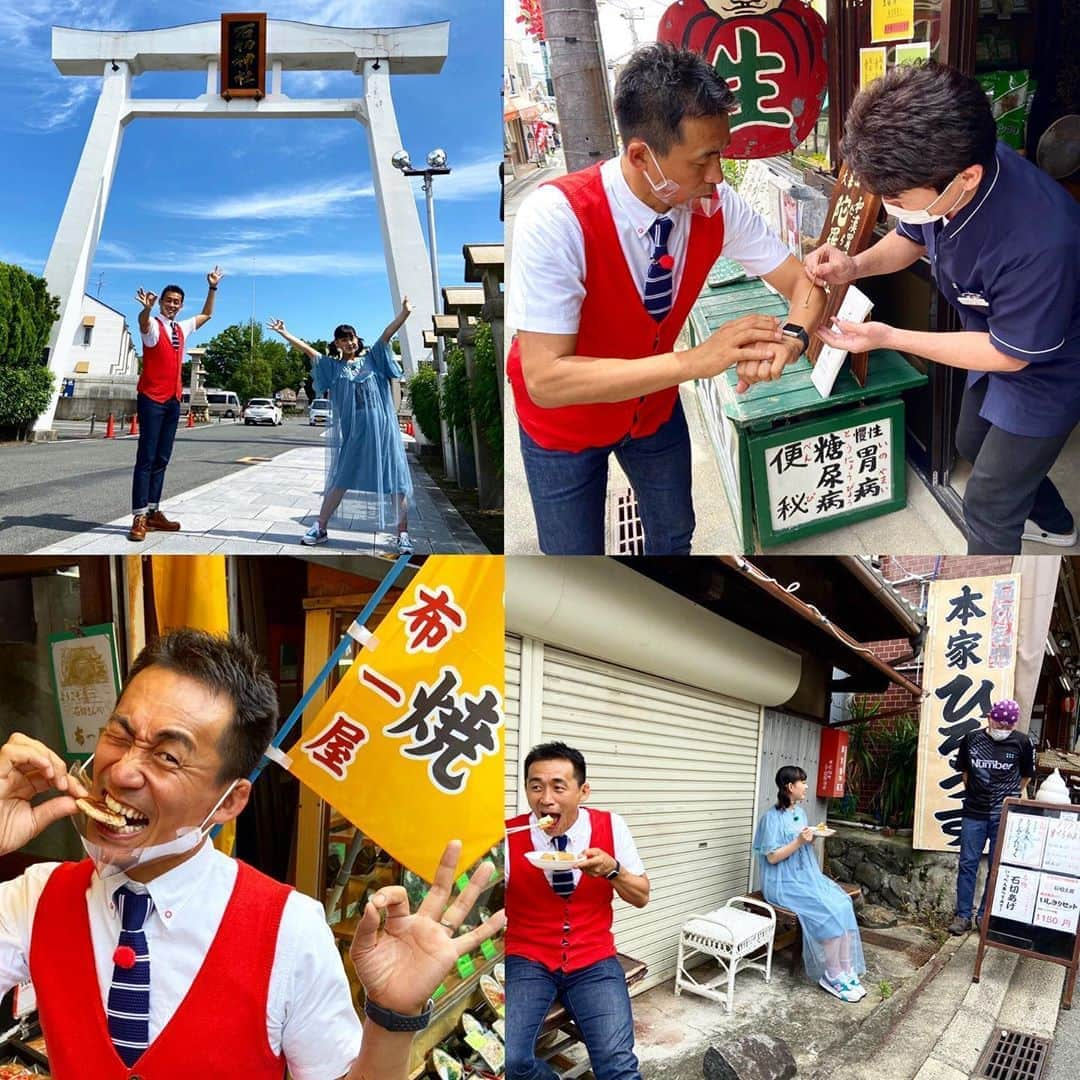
[146,509,181,532]
[128,514,148,542]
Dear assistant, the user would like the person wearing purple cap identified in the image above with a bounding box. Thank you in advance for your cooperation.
[949,698,1035,935]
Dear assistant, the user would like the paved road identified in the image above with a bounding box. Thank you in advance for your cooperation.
[0,417,327,553]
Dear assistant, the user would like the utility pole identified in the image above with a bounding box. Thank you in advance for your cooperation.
[540,0,618,172]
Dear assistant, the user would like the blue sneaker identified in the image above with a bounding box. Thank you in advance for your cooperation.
[843,972,868,1001]
[300,524,328,546]
[820,974,860,1002]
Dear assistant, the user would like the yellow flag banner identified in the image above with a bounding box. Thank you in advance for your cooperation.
[287,555,505,881]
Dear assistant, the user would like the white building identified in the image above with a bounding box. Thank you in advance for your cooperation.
[54,294,139,417]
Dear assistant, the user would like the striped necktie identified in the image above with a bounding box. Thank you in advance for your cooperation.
[169,321,180,349]
[551,834,575,898]
[107,885,153,1065]
[643,215,675,322]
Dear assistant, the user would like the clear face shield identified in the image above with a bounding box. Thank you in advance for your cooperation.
[643,145,723,218]
[70,753,238,878]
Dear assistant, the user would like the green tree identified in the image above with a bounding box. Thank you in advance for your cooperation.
[0,263,59,439]
[405,365,441,443]
[469,321,502,462]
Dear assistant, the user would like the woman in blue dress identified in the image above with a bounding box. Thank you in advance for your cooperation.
[268,300,414,552]
[753,766,867,1002]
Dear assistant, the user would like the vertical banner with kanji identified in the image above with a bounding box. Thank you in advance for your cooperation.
[914,574,1020,852]
[286,556,504,881]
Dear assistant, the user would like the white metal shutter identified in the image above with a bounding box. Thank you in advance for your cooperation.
[539,645,762,992]
[504,635,522,822]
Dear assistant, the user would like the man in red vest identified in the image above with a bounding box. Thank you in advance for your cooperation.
[129,268,223,542]
[507,43,826,554]
[506,742,650,1079]
[0,628,503,1080]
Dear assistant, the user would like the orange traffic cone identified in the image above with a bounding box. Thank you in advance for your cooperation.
[186,410,195,429]
[128,412,139,436]
[105,413,115,439]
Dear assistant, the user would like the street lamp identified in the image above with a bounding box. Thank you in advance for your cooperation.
[392,146,455,478]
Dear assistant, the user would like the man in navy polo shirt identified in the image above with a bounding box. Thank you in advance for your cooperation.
[805,61,1080,555]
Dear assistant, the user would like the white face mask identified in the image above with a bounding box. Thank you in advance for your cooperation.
[642,145,723,218]
[883,174,967,225]
[71,755,239,879]
[987,727,1012,742]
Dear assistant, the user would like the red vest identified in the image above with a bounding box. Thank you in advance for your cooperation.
[138,317,185,402]
[29,858,290,1079]
[507,163,726,452]
[506,809,617,973]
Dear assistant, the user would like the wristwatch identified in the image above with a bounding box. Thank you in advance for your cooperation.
[605,860,622,881]
[781,323,810,355]
[364,996,434,1032]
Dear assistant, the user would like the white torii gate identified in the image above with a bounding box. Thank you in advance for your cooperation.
[34,17,448,437]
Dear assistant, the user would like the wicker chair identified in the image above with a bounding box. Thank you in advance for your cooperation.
[674,896,776,1012]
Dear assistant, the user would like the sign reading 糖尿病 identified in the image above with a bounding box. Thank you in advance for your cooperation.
[748,400,905,546]
[914,575,1019,852]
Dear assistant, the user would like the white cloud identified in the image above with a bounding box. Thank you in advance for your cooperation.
[94,249,389,277]
[403,158,502,203]
[161,179,377,221]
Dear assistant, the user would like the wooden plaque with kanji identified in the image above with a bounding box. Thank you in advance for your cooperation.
[220,13,267,101]
[808,164,882,386]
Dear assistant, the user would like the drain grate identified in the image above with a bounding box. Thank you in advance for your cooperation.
[974,1029,1051,1080]
[607,487,644,554]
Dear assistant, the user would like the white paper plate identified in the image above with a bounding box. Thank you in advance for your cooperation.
[811,827,836,838]
[524,849,586,870]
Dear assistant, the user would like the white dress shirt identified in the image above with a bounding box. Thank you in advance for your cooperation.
[507,155,789,336]
[0,842,361,1080]
[506,806,647,888]
[141,314,198,349]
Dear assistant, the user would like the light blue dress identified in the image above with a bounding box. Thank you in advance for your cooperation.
[311,338,413,529]
[753,805,865,982]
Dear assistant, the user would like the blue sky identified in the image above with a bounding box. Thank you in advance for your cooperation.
[0,1,501,352]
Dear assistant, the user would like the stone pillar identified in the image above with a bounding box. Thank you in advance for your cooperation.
[35,62,132,438]
[483,293,504,415]
[360,59,435,381]
[458,321,502,510]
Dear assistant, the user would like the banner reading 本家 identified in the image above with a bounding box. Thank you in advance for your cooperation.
[287,556,504,881]
[914,574,1019,852]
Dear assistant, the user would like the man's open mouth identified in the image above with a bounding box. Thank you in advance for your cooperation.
[537,813,560,831]
[76,792,151,834]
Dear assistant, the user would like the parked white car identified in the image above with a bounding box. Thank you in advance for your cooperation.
[309,399,332,426]
[244,398,283,426]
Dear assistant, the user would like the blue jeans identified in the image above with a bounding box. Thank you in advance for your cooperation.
[131,393,180,512]
[519,398,694,555]
[506,955,641,1080]
[956,813,1002,921]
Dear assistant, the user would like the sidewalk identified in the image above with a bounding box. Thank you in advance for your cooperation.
[33,445,487,555]
[599,925,1068,1080]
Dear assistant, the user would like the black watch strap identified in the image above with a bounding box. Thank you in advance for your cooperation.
[605,859,622,880]
[781,323,810,355]
[364,996,433,1031]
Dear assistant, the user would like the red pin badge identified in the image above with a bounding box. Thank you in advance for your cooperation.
[657,254,675,271]
[113,945,136,969]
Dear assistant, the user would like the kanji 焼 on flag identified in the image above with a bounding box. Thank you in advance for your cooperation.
[287,556,505,881]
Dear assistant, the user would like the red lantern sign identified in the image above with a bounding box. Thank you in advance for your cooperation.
[657,0,828,159]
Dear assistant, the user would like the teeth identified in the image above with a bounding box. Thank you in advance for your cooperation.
[77,794,148,830]
[103,793,149,824]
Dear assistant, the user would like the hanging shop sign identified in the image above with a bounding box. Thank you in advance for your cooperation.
[287,556,505,881]
[48,623,122,760]
[657,0,828,158]
[914,574,1020,852]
